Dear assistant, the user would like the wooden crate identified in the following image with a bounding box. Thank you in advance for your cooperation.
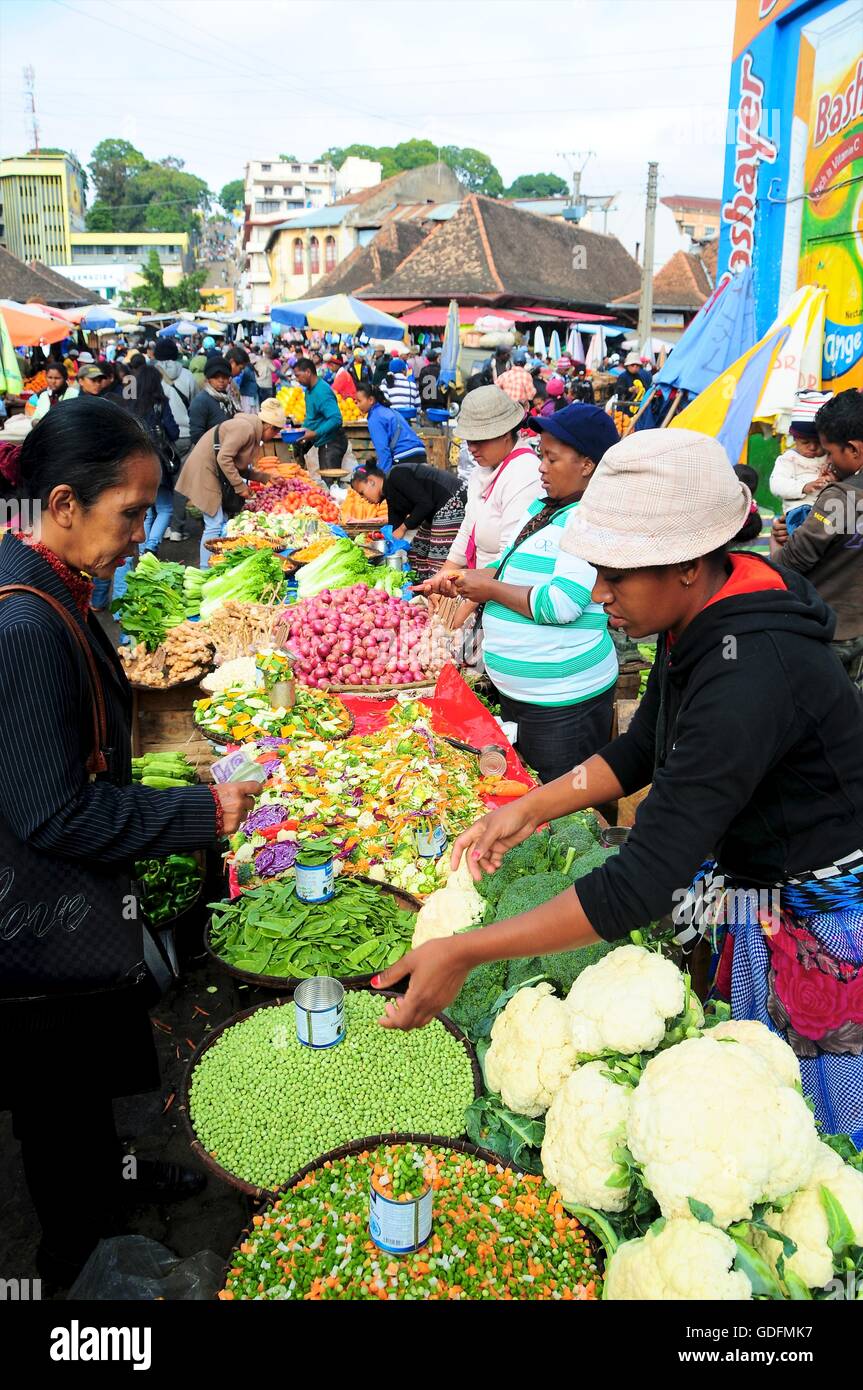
[344,422,374,466]
[421,431,449,471]
[132,684,216,782]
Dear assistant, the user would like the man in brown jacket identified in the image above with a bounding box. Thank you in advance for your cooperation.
[177,397,287,565]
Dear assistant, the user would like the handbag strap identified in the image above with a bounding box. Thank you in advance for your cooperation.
[0,584,108,776]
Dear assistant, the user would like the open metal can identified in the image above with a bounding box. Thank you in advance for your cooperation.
[294,976,345,1049]
[369,1175,433,1254]
[478,744,508,778]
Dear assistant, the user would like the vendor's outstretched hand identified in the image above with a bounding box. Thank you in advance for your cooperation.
[451,802,538,880]
[372,939,470,1031]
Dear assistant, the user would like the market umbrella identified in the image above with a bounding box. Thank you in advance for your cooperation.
[0,314,23,393]
[270,293,406,343]
[584,327,605,372]
[566,327,585,364]
[655,268,756,396]
[751,285,826,431]
[0,300,70,347]
[670,326,792,463]
[439,298,460,386]
[79,305,137,330]
[533,326,546,357]
[30,303,86,326]
[157,319,200,337]
[548,330,562,361]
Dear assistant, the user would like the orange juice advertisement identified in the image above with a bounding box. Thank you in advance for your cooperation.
[798,1,863,388]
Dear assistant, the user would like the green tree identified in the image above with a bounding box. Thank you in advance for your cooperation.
[442,146,503,196]
[505,172,569,199]
[88,137,147,207]
[219,178,245,212]
[120,162,210,233]
[118,248,207,313]
[278,153,298,162]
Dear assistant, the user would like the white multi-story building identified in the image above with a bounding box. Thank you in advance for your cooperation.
[240,157,382,314]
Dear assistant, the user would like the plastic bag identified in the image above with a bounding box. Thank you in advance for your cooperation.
[68,1235,224,1301]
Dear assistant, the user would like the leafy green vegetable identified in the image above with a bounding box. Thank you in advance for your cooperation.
[209,876,415,980]
[464,1092,545,1172]
[199,548,283,620]
[112,552,196,649]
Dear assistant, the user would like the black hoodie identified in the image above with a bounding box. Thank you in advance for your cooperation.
[577,557,863,941]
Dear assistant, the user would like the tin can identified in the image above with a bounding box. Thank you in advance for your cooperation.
[369,1175,433,1254]
[416,822,447,859]
[295,858,335,903]
[268,678,296,710]
[294,976,345,1049]
[478,743,508,778]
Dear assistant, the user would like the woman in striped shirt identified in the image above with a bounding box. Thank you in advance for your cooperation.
[445,405,621,783]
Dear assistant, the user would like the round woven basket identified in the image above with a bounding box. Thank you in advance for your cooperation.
[181,990,483,1198]
[204,877,421,991]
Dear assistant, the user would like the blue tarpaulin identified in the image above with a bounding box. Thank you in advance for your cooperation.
[655,268,756,396]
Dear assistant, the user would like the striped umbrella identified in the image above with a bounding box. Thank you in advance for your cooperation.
[270,293,406,342]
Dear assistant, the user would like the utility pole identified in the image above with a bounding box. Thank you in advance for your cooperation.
[637,161,658,353]
[23,66,39,154]
[558,151,594,224]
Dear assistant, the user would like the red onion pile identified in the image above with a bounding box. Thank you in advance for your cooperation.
[280,584,441,688]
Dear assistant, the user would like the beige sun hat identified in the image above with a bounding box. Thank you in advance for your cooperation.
[454,384,527,440]
[560,429,752,568]
[259,398,287,428]
[623,351,642,367]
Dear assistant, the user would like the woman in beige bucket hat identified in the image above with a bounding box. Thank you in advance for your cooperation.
[373,427,863,1142]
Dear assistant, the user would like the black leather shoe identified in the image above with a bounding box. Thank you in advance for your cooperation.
[118,1159,206,1205]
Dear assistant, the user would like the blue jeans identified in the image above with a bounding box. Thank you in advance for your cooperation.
[112,488,176,604]
[145,485,174,552]
[200,505,226,567]
[91,577,111,610]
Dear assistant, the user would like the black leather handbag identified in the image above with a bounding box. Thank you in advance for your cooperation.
[0,585,146,1000]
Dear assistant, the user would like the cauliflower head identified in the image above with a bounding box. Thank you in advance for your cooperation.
[484,983,577,1117]
[755,1142,863,1290]
[604,1218,753,1301]
[411,858,485,949]
[709,1019,801,1089]
[541,1061,633,1212]
[627,1035,820,1228]
[564,944,686,1056]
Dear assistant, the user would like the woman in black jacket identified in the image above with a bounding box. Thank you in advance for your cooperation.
[373,429,863,1146]
[0,397,259,1284]
[350,460,465,580]
[187,355,236,447]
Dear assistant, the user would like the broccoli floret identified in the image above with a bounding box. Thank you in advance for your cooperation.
[548,813,600,860]
[494,870,571,921]
[568,844,618,880]
[501,829,552,876]
[446,960,508,1041]
[474,860,518,907]
[504,938,620,996]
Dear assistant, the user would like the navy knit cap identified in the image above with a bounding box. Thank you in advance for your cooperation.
[529,403,620,464]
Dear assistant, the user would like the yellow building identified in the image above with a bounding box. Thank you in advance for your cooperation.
[0,153,87,264]
[201,285,236,313]
[51,232,192,301]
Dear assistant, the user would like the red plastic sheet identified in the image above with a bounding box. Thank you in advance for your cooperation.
[340,662,534,802]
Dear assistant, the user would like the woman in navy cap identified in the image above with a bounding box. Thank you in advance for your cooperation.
[434,403,621,783]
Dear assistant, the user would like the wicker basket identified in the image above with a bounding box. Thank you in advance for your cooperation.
[204,877,420,991]
[217,1132,539,1292]
[181,990,483,1198]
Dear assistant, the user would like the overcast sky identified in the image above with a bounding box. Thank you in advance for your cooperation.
[1,0,736,247]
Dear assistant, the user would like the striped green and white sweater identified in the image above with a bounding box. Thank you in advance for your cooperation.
[481,499,618,706]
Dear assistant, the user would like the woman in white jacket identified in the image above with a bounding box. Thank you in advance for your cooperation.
[31,362,78,420]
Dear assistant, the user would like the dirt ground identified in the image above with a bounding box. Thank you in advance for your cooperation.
[0,523,271,1296]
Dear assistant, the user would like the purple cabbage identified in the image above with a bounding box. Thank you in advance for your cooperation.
[254,841,300,878]
[243,804,291,833]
